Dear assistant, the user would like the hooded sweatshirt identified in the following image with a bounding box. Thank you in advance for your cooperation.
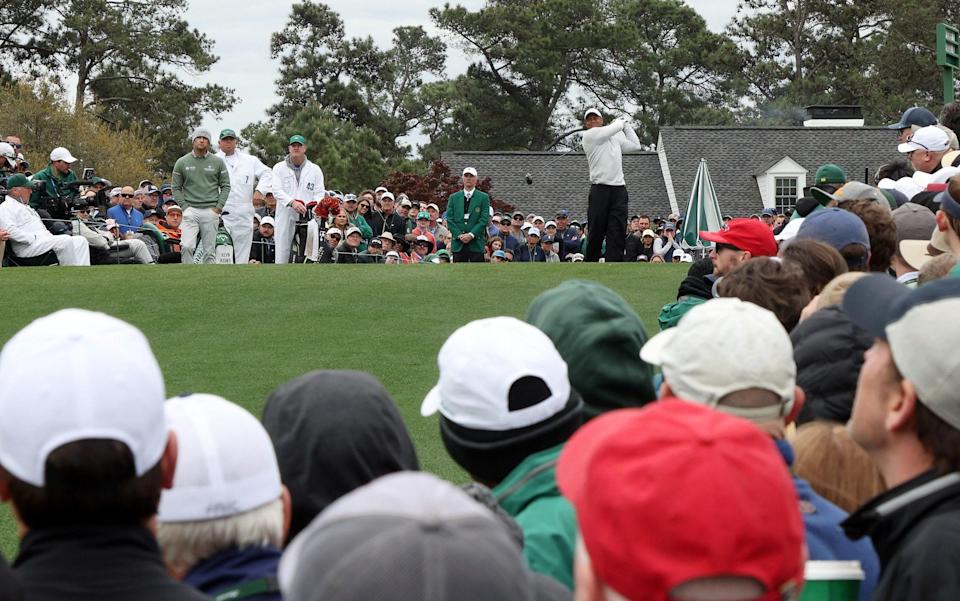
[525,279,656,419]
[261,370,420,542]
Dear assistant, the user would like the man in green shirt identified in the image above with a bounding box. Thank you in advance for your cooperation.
[29,147,79,211]
[171,127,230,264]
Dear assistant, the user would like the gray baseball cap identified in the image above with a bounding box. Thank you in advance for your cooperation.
[279,472,570,601]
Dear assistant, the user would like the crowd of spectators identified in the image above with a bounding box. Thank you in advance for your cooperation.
[4,104,960,599]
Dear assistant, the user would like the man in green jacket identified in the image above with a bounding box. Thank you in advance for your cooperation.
[421,316,583,589]
[29,147,79,210]
[171,127,230,264]
[445,167,489,262]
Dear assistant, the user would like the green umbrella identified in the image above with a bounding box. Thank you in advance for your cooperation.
[680,158,724,251]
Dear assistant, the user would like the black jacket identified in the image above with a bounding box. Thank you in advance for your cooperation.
[261,370,420,542]
[0,555,21,600]
[624,233,641,262]
[250,233,275,264]
[14,525,208,601]
[791,305,872,424]
[842,470,960,601]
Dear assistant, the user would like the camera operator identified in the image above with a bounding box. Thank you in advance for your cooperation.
[29,147,79,210]
[0,174,89,265]
[0,143,17,177]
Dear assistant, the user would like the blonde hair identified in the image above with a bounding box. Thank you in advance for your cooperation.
[816,272,868,310]
[792,422,885,512]
[157,498,284,574]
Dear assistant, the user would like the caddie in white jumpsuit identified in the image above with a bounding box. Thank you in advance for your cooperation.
[215,128,272,264]
[0,174,89,265]
[271,134,325,264]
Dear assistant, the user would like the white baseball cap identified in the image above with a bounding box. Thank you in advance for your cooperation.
[0,310,167,487]
[420,317,571,431]
[640,299,795,420]
[545,220,557,229]
[49,147,78,163]
[899,125,950,154]
[375,186,388,193]
[260,215,275,227]
[521,222,532,231]
[327,227,343,238]
[462,167,478,177]
[527,227,541,238]
[158,394,282,522]
[381,192,395,201]
[584,108,602,120]
[0,143,15,167]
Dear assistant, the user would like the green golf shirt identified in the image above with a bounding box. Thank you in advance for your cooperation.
[171,151,230,210]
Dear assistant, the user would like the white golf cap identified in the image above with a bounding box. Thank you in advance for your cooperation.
[584,108,602,120]
[898,125,950,154]
[528,227,541,238]
[260,215,275,227]
[49,147,78,163]
[345,226,362,237]
[0,143,15,167]
[381,192,395,201]
[0,310,167,487]
[158,394,282,522]
[420,317,571,431]
[640,298,795,417]
[375,186,388,193]
[327,227,343,237]
[545,220,557,228]
[521,222,532,231]
[462,167,477,177]
[399,198,412,207]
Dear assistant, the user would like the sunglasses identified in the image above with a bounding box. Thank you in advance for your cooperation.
[714,243,741,253]
[9,143,21,149]
[329,234,342,240]
[359,203,370,208]
[120,194,134,198]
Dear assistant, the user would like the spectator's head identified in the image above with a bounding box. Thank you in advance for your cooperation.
[526,227,541,246]
[159,183,173,202]
[814,272,867,310]
[262,371,419,543]
[891,203,937,276]
[379,191,394,214]
[941,101,960,141]
[559,400,804,601]
[378,232,396,252]
[278,472,569,601]
[760,207,777,227]
[332,209,349,229]
[888,106,938,143]
[157,394,288,578]
[0,310,173,531]
[396,196,411,217]
[844,276,960,481]
[899,125,950,173]
[700,219,778,276]
[526,280,656,419]
[421,317,582,486]
[133,187,146,209]
[259,215,275,238]
[642,298,800,425]
[491,249,508,263]
[919,252,959,285]
[265,193,276,211]
[555,209,570,228]
[416,211,430,229]
[792,422,885,513]
[934,178,960,254]
[841,198,897,272]
[119,185,136,209]
[414,235,431,255]
[545,220,557,236]
[780,238,848,297]
[717,258,811,331]
[325,227,342,247]
[48,147,77,175]
[343,194,358,213]
[143,210,161,225]
[344,226,362,249]
[5,174,31,203]
[795,207,871,271]
[511,211,525,228]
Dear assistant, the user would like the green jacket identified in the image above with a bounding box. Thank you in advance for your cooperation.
[171,151,230,210]
[348,213,373,251]
[29,164,77,209]
[658,295,707,330]
[493,444,576,590]
[446,189,489,253]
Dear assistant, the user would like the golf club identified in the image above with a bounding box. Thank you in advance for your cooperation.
[524,147,577,185]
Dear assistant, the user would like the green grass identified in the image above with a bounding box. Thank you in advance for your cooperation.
[0,262,686,559]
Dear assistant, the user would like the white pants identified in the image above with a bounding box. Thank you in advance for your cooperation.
[19,234,90,266]
[274,205,298,264]
[117,239,155,264]
[181,207,220,264]
[222,207,254,264]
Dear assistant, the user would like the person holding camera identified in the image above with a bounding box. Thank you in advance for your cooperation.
[28,147,79,210]
[171,127,231,264]
[0,174,89,265]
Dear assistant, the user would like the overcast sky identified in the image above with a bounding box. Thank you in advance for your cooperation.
[184,0,741,141]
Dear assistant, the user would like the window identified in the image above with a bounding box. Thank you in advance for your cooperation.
[774,177,798,214]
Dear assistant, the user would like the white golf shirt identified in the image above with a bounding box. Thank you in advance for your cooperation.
[581,119,642,186]
[0,195,49,250]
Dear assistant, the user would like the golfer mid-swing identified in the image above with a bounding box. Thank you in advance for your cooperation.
[580,108,642,262]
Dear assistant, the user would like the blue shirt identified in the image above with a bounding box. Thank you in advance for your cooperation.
[184,545,282,601]
[106,205,144,236]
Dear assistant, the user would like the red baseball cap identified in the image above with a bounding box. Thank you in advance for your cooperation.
[557,400,804,601]
[700,218,778,257]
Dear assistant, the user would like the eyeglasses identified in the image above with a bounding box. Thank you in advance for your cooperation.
[906,135,930,151]
[714,243,742,253]
[359,204,370,209]
[329,235,342,240]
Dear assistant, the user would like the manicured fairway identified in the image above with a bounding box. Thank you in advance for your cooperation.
[0,262,687,558]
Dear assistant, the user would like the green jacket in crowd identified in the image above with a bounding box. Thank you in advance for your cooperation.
[29,163,77,209]
[493,444,576,590]
[446,189,489,254]
[171,151,230,210]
